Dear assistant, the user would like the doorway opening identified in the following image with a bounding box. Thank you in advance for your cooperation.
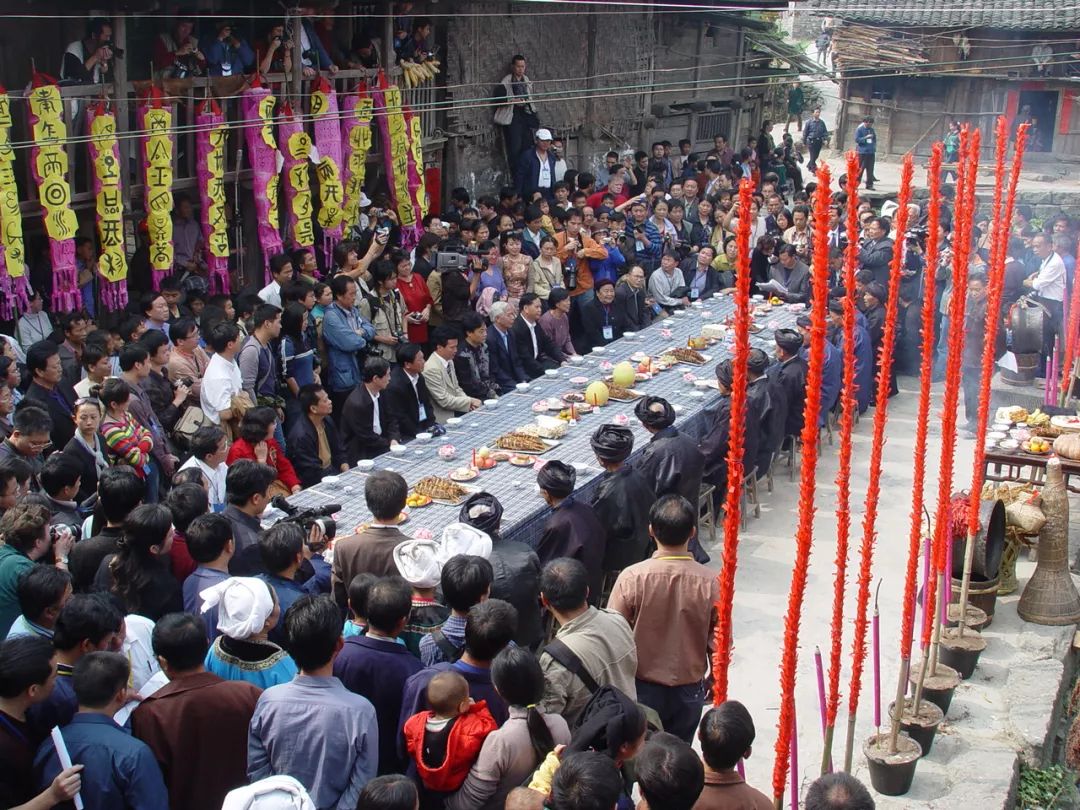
[1017,90,1058,152]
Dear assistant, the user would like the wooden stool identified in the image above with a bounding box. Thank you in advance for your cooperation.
[740,471,760,530]
[699,483,717,544]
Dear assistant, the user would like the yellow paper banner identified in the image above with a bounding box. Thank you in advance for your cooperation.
[383,86,416,229]
[0,93,25,279]
[142,105,174,272]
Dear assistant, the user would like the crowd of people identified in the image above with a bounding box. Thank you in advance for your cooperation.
[1,22,1075,807]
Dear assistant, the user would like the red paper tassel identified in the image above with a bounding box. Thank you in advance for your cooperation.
[825,153,862,731]
[902,145,944,658]
[846,155,915,723]
[772,165,832,804]
[928,128,981,607]
[712,178,755,705]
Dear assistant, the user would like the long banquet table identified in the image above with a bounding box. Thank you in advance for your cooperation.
[282,297,800,549]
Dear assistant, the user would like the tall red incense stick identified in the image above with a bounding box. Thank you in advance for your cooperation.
[959,120,1029,629]
[917,127,980,706]
[712,177,755,704]
[842,154,915,771]
[888,143,944,753]
[772,165,832,810]
[822,153,861,774]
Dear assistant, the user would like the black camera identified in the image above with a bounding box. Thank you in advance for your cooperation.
[271,496,338,543]
[172,377,194,390]
[50,523,81,545]
[100,40,124,58]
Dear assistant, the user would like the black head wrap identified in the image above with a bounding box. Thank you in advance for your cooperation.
[537,460,576,498]
[747,348,769,375]
[566,685,647,757]
[775,328,804,354]
[827,299,845,316]
[634,396,676,430]
[590,424,634,463]
[715,359,734,388]
[777,330,803,354]
[459,492,504,541]
[796,314,812,329]
[865,281,888,303]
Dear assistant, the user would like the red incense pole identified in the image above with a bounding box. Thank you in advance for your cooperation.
[772,165,832,809]
[712,177,755,704]
[842,154,915,771]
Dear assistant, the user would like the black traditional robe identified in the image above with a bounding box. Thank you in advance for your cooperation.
[537,497,606,605]
[591,465,656,573]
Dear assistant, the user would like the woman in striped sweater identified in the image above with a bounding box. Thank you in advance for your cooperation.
[99,378,155,482]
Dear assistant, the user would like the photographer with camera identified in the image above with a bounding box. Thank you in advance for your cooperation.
[61,17,117,85]
[258,22,294,76]
[359,261,409,363]
[153,13,206,80]
[204,20,255,78]
[0,502,74,636]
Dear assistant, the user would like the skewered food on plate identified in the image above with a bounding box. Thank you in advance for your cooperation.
[495,433,548,452]
[670,347,707,365]
[607,385,643,401]
[413,476,470,502]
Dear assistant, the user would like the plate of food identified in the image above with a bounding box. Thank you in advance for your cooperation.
[405,493,432,508]
[667,347,710,366]
[509,454,535,467]
[357,510,409,530]
[607,385,645,402]
[562,391,586,403]
[490,451,513,462]
[1051,415,1080,433]
[449,467,480,482]
[1020,438,1052,455]
[495,432,559,455]
[531,399,564,413]
[411,476,476,506]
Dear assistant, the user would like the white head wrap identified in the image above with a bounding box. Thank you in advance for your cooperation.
[393,539,442,589]
[221,775,315,810]
[200,576,276,640]
[437,523,493,563]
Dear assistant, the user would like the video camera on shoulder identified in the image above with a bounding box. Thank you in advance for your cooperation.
[271,496,338,546]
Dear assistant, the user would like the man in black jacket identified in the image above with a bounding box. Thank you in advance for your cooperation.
[613,265,652,333]
[771,328,808,441]
[515,128,558,202]
[340,357,394,464]
[455,312,502,400]
[483,303,528,393]
[857,217,894,286]
[383,344,436,443]
[589,425,655,579]
[512,293,560,379]
[24,341,76,453]
[286,384,349,488]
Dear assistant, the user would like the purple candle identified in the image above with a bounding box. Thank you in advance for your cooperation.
[790,710,799,810]
[814,647,827,738]
[872,607,881,730]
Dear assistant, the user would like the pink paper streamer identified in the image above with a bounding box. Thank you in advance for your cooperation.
[789,710,798,810]
[241,81,283,284]
[312,79,344,269]
[195,100,230,295]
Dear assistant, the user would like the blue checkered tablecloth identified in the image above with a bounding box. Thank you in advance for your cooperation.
[283,297,800,548]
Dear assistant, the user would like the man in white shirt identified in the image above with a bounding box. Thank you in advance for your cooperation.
[200,321,243,426]
[341,357,395,463]
[1025,232,1067,368]
[258,253,295,309]
[178,424,229,510]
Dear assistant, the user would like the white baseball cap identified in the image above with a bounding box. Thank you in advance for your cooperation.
[535,128,553,141]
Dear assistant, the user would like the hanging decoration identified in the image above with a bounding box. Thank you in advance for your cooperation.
[374,72,420,248]
[311,77,345,269]
[341,84,373,228]
[405,103,428,221]
[138,86,175,291]
[87,102,127,310]
[28,75,79,310]
[195,98,230,295]
[241,77,283,284]
[0,86,25,318]
[278,103,316,258]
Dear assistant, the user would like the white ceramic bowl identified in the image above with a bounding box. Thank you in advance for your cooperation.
[662,319,675,326]
[322,475,341,487]
[622,331,637,340]
[571,462,591,474]
[567,355,584,364]
[356,459,375,471]
[484,398,500,409]
[516,382,531,391]
[544,368,559,377]
[569,376,589,389]
[389,444,408,455]
[414,432,433,443]
[446,417,463,426]
[591,347,606,354]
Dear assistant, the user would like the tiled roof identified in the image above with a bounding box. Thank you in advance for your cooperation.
[808,0,1080,31]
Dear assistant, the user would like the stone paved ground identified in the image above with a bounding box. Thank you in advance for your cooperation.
[709,372,1078,807]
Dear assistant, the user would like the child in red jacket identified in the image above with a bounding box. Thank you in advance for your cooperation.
[403,670,497,792]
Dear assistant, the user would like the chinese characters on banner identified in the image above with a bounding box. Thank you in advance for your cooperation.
[195,99,231,294]
[87,104,128,310]
[278,104,315,254]
[139,88,175,290]
[0,87,26,318]
[28,78,79,310]
[341,87,373,228]
[374,75,421,249]
[311,79,345,268]
[406,106,428,221]
[241,78,282,284]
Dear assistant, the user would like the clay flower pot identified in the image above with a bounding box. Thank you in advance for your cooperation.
[864,732,921,796]
[937,626,987,679]
[889,697,944,756]
[908,660,961,715]
[944,601,990,632]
